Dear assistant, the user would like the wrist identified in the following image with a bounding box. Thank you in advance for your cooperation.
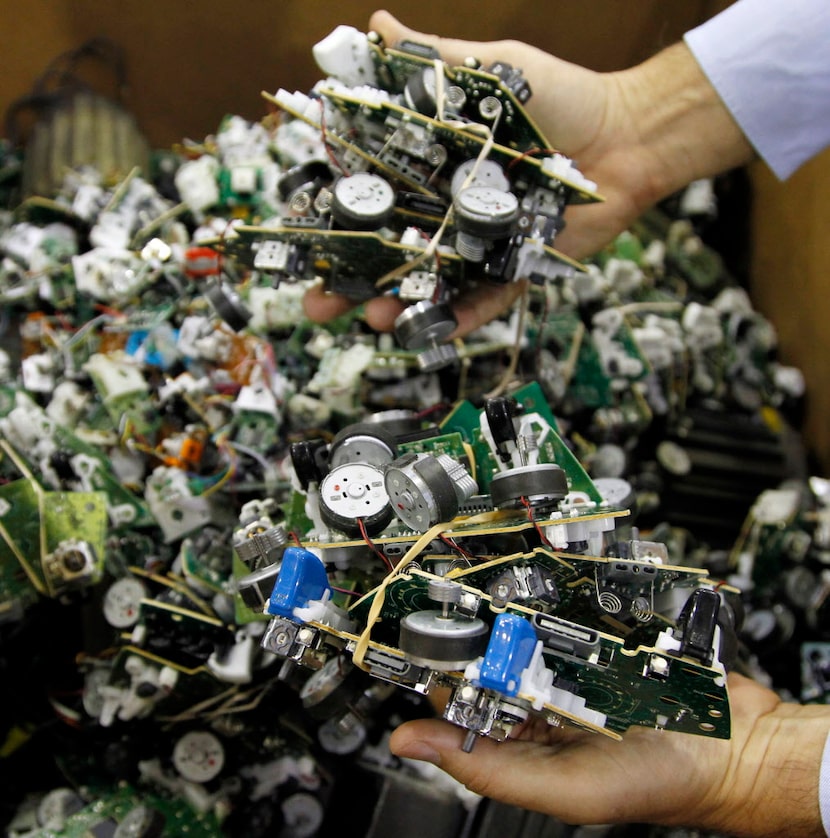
[613,41,754,206]
[708,700,829,837]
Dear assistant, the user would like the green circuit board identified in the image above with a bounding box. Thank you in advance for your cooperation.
[348,565,730,738]
[440,380,601,499]
[318,84,601,204]
[223,222,464,299]
[23,783,222,838]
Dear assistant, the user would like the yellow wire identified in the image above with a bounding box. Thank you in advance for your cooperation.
[351,508,509,670]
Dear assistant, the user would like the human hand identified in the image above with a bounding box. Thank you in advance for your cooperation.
[304,11,752,337]
[389,673,828,836]
[304,10,650,335]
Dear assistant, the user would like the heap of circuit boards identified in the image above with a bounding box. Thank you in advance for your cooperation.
[0,22,818,838]
[209,24,599,371]
[241,381,737,750]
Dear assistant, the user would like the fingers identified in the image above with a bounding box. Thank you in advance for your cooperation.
[450,280,527,338]
[389,718,555,810]
[365,280,526,338]
[363,295,405,332]
[302,282,359,323]
[305,279,526,337]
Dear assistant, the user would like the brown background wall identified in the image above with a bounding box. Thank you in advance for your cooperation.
[2,0,828,469]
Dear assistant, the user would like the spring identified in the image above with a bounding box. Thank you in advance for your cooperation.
[630,596,654,623]
[597,590,623,614]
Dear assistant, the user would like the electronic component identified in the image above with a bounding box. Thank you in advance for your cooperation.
[393,300,458,372]
[318,462,394,536]
[384,451,478,531]
[330,172,396,230]
[4,21,818,832]
[172,730,226,784]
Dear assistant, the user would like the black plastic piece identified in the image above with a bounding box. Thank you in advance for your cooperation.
[289,439,329,489]
[329,422,398,468]
[483,236,519,283]
[484,396,520,462]
[204,278,251,332]
[395,191,449,224]
[486,61,532,104]
[678,588,721,666]
[396,40,441,61]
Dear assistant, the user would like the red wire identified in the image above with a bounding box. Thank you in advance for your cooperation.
[507,146,560,172]
[357,517,394,572]
[318,100,349,177]
[520,495,553,548]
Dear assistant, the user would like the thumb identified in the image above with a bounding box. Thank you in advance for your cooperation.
[388,718,559,811]
[368,9,518,68]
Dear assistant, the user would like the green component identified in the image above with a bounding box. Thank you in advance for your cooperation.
[25,783,222,838]
[308,505,624,553]
[450,549,707,638]
[440,380,601,501]
[0,523,39,623]
[180,535,233,595]
[218,165,260,206]
[221,223,464,301]
[371,41,550,152]
[610,230,645,263]
[398,430,467,461]
[282,485,315,539]
[541,309,612,409]
[231,408,281,452]
[321,83,598,205]
[40,489,108,596]
[2,399,153,530]
[0,478,48,592]
[370,42,602,204]
[0,479,108,597]
[97,388,160,440]
[551,633,730,737]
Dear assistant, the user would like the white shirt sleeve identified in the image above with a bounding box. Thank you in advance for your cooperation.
[821,729,830,836]
[684,0,830,180]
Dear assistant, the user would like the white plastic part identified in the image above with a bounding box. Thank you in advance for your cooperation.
[679,178,717,217]
[540,153,597,192]
[144,465,213,542]
[312,25,378,87]
[46,380,90,427]
[102,576,148,628]
[83,352,149,401]
[90,210,133,249]
[172,730,226,783]
[207,627,257,684]
[293,589,356,632]
[20,352,55,393]
[175,156,221,214]
[248,282,310,331]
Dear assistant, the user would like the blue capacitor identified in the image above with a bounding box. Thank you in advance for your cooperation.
[477,613,538,696]
[266,547,330,619]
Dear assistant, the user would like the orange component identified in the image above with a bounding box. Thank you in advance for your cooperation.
[179,436,205,469]
[184,246,221,279]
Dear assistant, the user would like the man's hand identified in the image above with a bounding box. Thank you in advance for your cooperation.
[304,10,753,337]
[390,674,828,836]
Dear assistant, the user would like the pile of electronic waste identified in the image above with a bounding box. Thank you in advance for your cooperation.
[0,24,824,838]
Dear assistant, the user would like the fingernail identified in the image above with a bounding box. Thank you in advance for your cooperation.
[395,741,441,765]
